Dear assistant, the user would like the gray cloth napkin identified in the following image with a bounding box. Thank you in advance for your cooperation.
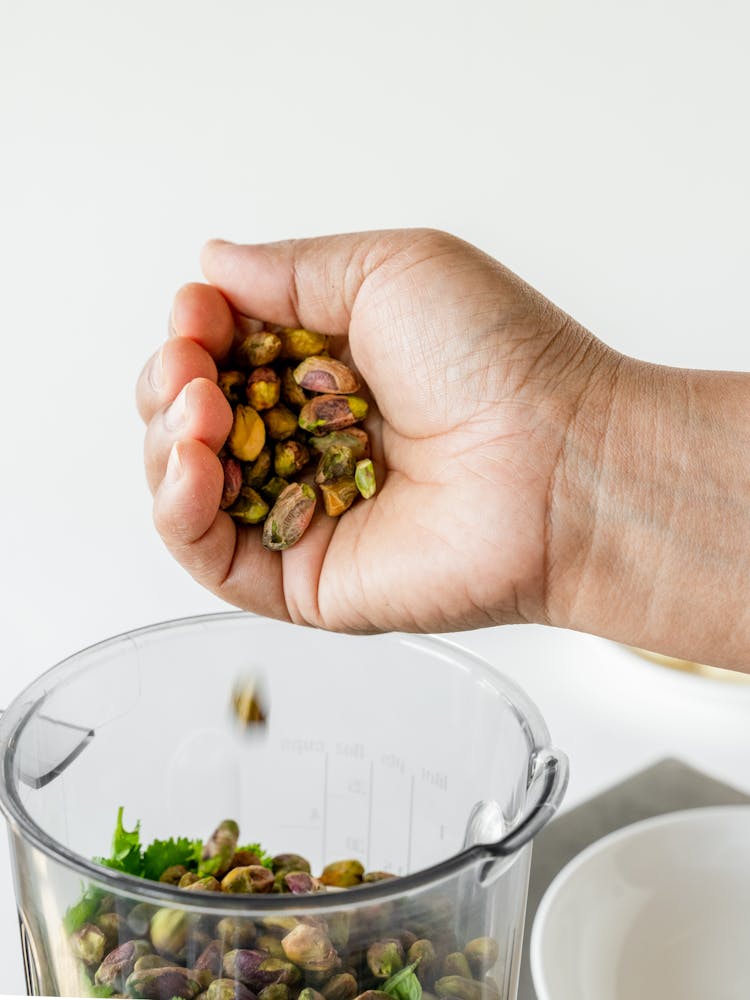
[517,758,750,1000]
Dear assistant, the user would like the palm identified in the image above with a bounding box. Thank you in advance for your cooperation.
[140,230,584,634]
[278,243,561,632]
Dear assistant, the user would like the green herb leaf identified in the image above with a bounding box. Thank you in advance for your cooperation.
[107,807,143,875]
[383,962,422,1000]
[143,837,203,882]
[63,885,106,935]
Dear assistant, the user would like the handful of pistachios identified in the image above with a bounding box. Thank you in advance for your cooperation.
[66,814,501,1000]
[217,323,377,551]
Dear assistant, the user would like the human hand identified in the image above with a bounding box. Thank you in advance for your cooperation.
[136,229,619,633]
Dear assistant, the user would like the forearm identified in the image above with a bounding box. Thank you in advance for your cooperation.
[547,355,750,671]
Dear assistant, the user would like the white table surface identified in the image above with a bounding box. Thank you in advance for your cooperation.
[2,1,750,993]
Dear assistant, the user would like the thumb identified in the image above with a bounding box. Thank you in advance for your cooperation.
[200,229,417,334]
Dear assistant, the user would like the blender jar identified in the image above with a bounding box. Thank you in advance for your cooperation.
[0,613,567,999]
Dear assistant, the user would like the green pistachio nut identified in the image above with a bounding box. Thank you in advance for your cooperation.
[281,366,309,408]
[442,954,472,979]
[179,872,201,888]
[315,445,356,484]
[434,977,499,1000]
[352,993,392,1000]
[70,923,107,966]
[277,327,328,360]
[134,956,173,972]
[228,486,269,526]
[272,853,312,874]
[298,990,326,1000]
[247,367,282,411]
[361,871,397,884]
[125,965,202,999]
[325,912,350,951]
[259,915,300,936]
[262,483,317,551]
[462,938,499,977]
[262,404,300,441]
[407,941,438,986]
[261,476,290,504]
[185,876,222,892]
[243,446,272,488]
[218,371,246,407]
[126,904,158,937]
[94,912,129,955]
[354,459,376,500]
[216,917,257,950]
[256,934,286,959]
[256,958,302,988]
[221,864,275,894]
[235,332,283,368]
[320,972,358,1000]
[159,864,188,885]
[281,923,339,973]
[274,439,310,478]
[260,984,291,1000]
[320,477,358,517]
[320,860,365,888]
[95,939,152,991]
[298,395,368,435]
[228,405,267,462]
[366,939,404,979]
[293,357,360,395]
[206,980,258,1000]
[307,429,370,459]
[150,909,191,957]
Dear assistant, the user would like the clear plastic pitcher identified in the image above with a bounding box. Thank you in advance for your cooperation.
[0,613,567,999]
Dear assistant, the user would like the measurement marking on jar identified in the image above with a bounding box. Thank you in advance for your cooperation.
[406,774,415,874]
[322,751,329,861]
[366,760,374,870]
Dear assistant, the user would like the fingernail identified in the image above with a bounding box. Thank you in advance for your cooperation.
[148,347,164,391]
[164,443,183,485]
[164,385,190,431]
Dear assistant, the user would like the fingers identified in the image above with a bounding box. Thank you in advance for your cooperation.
[136,336,219,424]
[200,230,420,334]
[170,281,236,357]
[136,282,235,424]
[153,438,289,620]
[143,376,233,493]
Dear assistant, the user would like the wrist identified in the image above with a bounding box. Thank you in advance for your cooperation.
[546,355,750,671]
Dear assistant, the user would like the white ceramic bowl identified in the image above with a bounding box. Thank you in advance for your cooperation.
[530,805,750,1000]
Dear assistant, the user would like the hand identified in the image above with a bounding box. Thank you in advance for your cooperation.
[136,229,615,633]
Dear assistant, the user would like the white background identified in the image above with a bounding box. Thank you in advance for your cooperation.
[2,0,750,993]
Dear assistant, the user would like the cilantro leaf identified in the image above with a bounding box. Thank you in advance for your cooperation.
[383,962,422,1000]
[106,807,143,876]
[63,885,107,935]
[143,837,202,882]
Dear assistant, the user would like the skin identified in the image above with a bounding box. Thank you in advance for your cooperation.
[136,228,750,672]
